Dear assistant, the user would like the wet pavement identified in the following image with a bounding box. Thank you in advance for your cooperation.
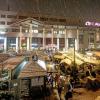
[49,88,100,100]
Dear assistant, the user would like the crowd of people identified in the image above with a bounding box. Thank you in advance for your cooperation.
[29,50,100,100]
[43,54,100,100]
[45,73,73,100]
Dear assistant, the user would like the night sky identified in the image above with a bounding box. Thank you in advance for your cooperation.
[0,0,100,21]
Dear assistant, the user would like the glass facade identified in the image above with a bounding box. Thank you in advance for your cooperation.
[7,37,16,51]
[0,37,4,52]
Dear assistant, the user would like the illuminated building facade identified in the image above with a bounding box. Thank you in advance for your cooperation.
[0,0,100,52]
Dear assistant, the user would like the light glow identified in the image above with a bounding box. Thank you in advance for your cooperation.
[25,29,28,33]
[37,60,46,70]
[85,21,100,27]
[34,29,38,33]
[0,37,4,39]
[0,31,6,34]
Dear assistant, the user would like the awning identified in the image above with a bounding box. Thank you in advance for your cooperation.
[75,59,84,65]
[60,58,72,65]
[94,52,100,57]
[54,55,65,59]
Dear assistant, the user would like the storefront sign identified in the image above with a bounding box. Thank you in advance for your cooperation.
[85,21,100,27]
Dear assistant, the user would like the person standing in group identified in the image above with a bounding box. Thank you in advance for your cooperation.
[64,75,73,100]
[57,78,63,100]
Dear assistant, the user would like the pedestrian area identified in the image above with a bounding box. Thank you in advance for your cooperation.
[48,88,100,100]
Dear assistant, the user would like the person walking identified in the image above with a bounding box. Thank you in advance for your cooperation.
[64,75,73,100]
[57,78,63,100]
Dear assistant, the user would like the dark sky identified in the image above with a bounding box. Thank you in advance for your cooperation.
[0,0,100,21]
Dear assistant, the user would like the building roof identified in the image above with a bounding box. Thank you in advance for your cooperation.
[18,61,46,78]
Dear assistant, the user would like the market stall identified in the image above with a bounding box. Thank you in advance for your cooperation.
[18,61,46,99]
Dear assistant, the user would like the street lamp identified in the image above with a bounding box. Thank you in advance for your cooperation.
[73,38,76,67]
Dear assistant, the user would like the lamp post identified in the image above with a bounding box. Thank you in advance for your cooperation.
[43,28,45,49]
[51,26,54,50]
[29,24,33,51]
[73,38,76,67]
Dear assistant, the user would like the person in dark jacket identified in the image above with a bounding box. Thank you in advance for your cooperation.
[65,75,73,100]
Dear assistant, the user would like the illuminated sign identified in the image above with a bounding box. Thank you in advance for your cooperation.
[85,21,100,27]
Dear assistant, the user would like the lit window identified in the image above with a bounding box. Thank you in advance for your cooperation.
[1,14,6,18]
[7,15,17,18]
[54,31,57,34]
[34,30,38,33]
[0,21,5,25]
[59,30,64,34]
[11,28,19,32]
[7,22,13,25]
[19,16,27,19]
